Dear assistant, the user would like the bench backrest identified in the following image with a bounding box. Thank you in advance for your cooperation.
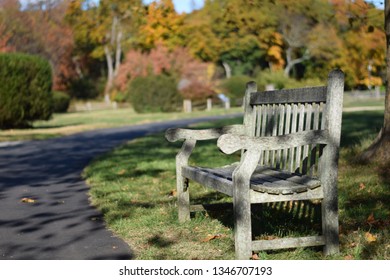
[242,70,344,177]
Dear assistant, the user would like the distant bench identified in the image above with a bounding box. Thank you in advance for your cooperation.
[165,70,344,259]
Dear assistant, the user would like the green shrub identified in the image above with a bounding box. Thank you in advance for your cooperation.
[127,74,182,113]
[220,75,252,105]
[52,91,71,113]
[0,53,53,129]
[256,70,324,90]
[68,77,99,100]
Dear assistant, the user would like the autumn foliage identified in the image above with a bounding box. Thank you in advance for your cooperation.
[116,44,215,101]
[0,0,386,102]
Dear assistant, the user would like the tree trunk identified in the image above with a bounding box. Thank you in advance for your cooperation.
[103,16,122,104]
[222,61,232,79]
[360,1,390,163]
[104,44,114,104]
[284,47,309,77]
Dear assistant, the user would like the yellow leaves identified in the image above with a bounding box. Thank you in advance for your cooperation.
[364,232,377,243]
[20,197,35,203]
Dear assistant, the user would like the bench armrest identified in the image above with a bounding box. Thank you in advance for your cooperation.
[165,124,245,142]
[217,130,329,154]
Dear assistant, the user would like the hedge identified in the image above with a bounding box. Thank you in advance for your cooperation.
[0,53,53,128]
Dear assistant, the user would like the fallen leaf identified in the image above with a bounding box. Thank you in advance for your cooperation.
[168,190,177,197]
[344,255,354,260]
[262,235,278,240]
[347,242,357,248]
[117,169,126,175]
[359,183,366,190]
[252,253,260,260]
[364,232,377,243]
[366,213,376,225]
[20,198,35,203]
[202,234,223,242]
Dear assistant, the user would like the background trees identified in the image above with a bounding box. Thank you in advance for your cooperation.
[0,0,386,108]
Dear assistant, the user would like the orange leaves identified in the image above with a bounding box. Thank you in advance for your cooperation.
[202,233,224,242]
[366,213,376,225]
[20,197,35,203]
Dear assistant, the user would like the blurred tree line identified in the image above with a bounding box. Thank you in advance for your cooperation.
[0,0,385,110]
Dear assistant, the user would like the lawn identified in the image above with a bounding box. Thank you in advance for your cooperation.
[0,107,241,142]
[84,110,390,260]
[0,94,384,142]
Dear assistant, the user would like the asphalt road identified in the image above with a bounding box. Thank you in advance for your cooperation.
[0,114,240,260]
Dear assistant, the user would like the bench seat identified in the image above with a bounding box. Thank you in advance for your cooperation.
[183,164,323,203]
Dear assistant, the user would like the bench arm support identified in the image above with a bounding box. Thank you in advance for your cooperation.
[165,125,245,142]
[217,130,329,155]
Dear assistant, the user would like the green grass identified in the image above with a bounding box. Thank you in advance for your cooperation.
[84,111,390,260]
[0,107,241,142]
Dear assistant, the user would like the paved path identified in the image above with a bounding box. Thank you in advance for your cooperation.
[0,114,240,260]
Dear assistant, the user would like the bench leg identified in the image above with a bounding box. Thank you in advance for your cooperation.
[321,194,339,255]
[177,176,190,222]
[233,190,252,260]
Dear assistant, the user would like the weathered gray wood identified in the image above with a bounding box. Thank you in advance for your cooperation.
[309,104,321,176]
[302,104,312,174]
[217,130,329,155]
[176,139,196,222]
[243,81,258,137]
[232,150,262,259]
[249,86,327,105]
[294,104,305,173]
[182,166,233,196]
[250,186,323,203]
[276,105,285,169]
[165,70,343,259]
[282,105,292,170]
[165,125,244,142]
[320,69,344,255]
[252,236,325,251]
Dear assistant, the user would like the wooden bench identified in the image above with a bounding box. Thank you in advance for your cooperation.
[165,70,344,259]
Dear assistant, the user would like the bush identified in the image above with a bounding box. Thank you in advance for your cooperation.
[256,70,324,90]
[220,75,252,105]
[68,77,99,100]
[0,53,53,129]
[127,74,182,113]
[52,91,71,113]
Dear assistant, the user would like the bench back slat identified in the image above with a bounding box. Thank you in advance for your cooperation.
[249,86,327,105]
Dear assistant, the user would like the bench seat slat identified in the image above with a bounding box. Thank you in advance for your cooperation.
[183,164,322,196]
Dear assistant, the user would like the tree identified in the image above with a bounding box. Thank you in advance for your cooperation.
[66,0,143,102]
[361,0,390,162]
[0,0,76,90]
[183,0,278,77]
[137,0,185,51]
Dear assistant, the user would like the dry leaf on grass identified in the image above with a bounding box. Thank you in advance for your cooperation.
[167,190,177,197]
[117,169,126,175]
[359,183,366,190]
[252,253,260,260]
[202,233,223,242]
[344,255,354,260]
[364,232,377,243]
[20,198,35,203]
[366,213,376,225]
